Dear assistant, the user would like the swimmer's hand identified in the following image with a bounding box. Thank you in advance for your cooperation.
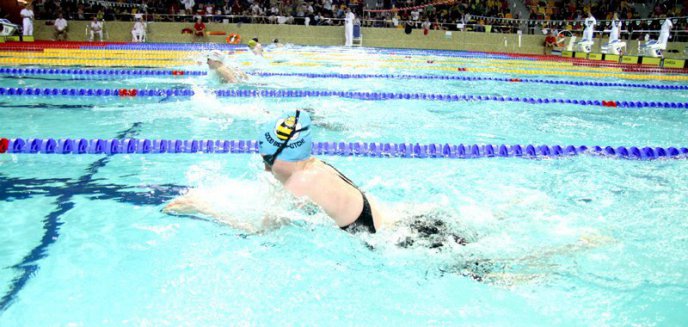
[162,194,207,215]
[162,191,258,233]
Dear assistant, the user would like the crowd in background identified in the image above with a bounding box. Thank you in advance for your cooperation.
[19,0,688,38]
[528,0,687,21]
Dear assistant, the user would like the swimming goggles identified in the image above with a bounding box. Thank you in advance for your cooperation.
[261,110,309,167]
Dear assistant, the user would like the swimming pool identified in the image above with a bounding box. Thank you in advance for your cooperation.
[1,43,687,325]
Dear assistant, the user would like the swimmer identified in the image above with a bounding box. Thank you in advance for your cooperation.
[272,38,284,48]
[165,110,386,232]
[206,50,248,84]
[247,38,264,56]
[163,111,611,282]
[164,110,469,246]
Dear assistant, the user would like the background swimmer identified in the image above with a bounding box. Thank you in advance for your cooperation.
[206,50,248,84]
[248,38,264,56]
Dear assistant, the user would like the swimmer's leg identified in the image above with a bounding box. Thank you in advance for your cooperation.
[475,233,615,285]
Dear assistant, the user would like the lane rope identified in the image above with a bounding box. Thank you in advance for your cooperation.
[0,87,685,109]
[2,138,686,161]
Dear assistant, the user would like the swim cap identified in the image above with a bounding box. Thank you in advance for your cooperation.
[248,40,257,48]
[207,50,225,62]
[258,110,313,163]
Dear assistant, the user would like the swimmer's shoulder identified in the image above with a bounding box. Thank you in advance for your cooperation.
[285,160,340,191]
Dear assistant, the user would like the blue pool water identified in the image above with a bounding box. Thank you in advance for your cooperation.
[1,45,688,325]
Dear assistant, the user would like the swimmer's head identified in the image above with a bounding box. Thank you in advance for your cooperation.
[258,110,313,166]
[207,50,225,63]
[273,38,279,43]
[248,38,260,48]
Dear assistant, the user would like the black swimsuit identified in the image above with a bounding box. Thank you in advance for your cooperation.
[321,161,376,234]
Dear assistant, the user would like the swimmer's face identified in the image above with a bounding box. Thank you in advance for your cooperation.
[207,58,222,68]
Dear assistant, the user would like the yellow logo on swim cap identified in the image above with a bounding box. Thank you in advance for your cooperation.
[275,116,300,140]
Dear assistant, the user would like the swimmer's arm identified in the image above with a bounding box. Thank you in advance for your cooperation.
[234,68,249,80]
[163,194,258,233]
[216,66,240,83]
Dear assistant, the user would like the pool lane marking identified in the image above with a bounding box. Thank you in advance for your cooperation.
[0,123,146,312]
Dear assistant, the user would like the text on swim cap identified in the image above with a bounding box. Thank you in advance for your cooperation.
[264,132,305,149]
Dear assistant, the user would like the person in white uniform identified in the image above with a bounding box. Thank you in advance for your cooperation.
[344,8,354,47]
[53,13,68,41]
[582,12,596,41]
[609,13,621,43]
[131,14,146,42]
[20,4,34,36]
[606,13,626,55]
[657,18,673,46]
[88,16,104,42]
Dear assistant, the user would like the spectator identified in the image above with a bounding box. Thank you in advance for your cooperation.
[181,0,195,16]
[268,4,279,23]
[77,4,85,20]
[251,2,264,23]
[410,8,420,27]
[53,13,68,41]
[88,16,104,42]
[20,3,34,37]
[421,18,431,35]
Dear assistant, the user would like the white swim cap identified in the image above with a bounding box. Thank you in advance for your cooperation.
[207,50,225,62]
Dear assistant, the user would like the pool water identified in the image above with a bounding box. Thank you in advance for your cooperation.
[1,45,687,325]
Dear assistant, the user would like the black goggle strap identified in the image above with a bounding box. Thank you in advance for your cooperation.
[264,110,309,166]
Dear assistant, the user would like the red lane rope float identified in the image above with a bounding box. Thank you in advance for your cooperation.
[0,138,8,154]
[601,101,618,107]
[0,41,124,51]
[118,89,138,97]
[365,0,455,12]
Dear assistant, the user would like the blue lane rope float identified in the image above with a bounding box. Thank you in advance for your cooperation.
[252,72,688,90]
[1,138,687,161]
[1,67,685,90]
[0,86,686,108]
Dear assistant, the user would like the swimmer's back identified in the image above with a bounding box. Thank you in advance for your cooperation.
[283,158,385,229]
